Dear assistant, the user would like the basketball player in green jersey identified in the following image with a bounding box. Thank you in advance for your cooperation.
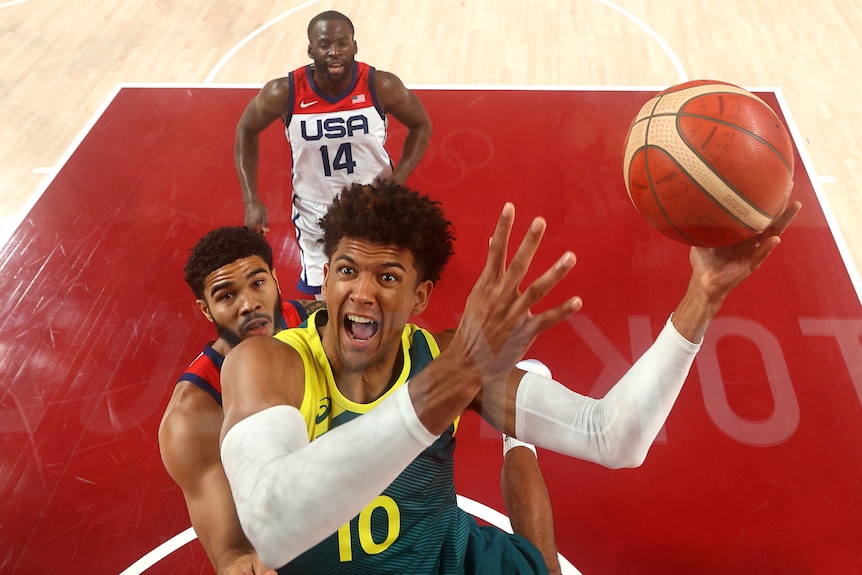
[219,182,800,573]
[161,224,560,575]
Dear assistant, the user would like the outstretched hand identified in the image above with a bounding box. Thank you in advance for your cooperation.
[690,200,802,302]
[673,200,802,343]
[452,203,582,384]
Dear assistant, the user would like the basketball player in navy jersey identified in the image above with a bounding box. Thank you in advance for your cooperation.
[235,10,432,298]
[159,227,323,575]
[219,182,800,573]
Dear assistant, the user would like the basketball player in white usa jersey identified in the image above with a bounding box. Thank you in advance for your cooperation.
[235,10,432,298]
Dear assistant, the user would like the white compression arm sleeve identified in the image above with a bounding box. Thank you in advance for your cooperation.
[515,316,700,468]
[220,382,437,569]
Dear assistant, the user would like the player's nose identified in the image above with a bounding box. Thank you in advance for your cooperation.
[238,291,263,314]
[349,273,376,305]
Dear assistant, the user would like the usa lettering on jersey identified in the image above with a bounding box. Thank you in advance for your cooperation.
[299,114,371,140]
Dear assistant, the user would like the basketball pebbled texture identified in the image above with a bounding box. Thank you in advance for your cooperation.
[623,80,795,247]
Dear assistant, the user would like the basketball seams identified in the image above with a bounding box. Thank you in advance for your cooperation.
[674,111,794,174]
[668,84,794,174]
[641,145,700,245]
[671,112,787,221]
[642,114,773,232]
[622,96,663,202]
[646,143,761,237]
[623,80,794,246]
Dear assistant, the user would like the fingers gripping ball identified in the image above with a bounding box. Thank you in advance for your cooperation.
[622,80,795,247]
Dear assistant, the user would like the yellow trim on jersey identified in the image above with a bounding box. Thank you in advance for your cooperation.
[274,311,457,441]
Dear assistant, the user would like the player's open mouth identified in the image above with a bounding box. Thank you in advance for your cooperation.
[242,318,269,335]
[345,314,379,341]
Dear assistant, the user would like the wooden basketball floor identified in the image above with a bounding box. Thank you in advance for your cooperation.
[1,84,861,574]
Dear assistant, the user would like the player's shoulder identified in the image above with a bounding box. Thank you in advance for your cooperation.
[370,68,413,111]
[162,380,222,430]
[259,76,294,103]
[371,68,405,90]
[159,381,223,469]
[225,333,304,377]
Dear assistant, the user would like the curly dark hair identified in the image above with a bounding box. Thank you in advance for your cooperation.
[320,182,455,283]
[183,226,274,299]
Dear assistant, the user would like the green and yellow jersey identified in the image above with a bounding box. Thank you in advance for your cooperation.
[274,311,473,574]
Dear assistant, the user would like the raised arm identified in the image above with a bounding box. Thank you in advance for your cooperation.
[473,201,802,468]
[373,70,432,185]
[235,78,292,234]
[158,383,275,575]
[219,204,580,569]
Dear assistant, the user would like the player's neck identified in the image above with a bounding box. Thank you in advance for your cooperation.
[312,66,353,98]
[332,353,404,405]
[211,338,233,358]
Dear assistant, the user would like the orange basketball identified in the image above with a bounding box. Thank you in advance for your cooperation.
[622,80,794,247]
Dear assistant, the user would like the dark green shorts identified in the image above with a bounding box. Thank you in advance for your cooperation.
[462,519,549,575]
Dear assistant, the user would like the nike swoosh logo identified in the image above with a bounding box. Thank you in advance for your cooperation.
[300,100,318,109]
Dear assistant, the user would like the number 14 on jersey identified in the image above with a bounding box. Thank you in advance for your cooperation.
[319,143,356,177]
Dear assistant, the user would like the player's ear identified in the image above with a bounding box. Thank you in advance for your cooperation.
[354,40,358,54]
[271,268,281,294]
[411,279,433,315]
[307,44,313,59]
[321,263,330,298]
[196,299,214,323]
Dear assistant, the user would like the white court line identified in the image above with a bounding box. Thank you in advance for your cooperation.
[117,527,197,575]
[204,0,322,83]
[117,497,582,575]
[205,0,684,87]
[773,88,862,308]
[457,496,583,575]
[0,0,28,8]
[0,84,124,251]
[595,0,688,83]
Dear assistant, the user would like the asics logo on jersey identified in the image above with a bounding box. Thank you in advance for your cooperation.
[299,100,318,109]
[316,396,332,424]
[301,115,370,141]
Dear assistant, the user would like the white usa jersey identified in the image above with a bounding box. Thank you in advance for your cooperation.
[284,62,393,204]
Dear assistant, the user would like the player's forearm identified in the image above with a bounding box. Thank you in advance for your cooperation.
[183,479,256,574]
[213,545,257,575]
[515,316,699,468]
[668,273,725,344]
[501,448,561,574]
[234,130,262,203]
[390,125,431,184]
[220,383,437,569]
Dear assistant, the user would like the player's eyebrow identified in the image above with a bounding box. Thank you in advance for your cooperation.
[334,254,407,271]
[208,267,269,298]
[209,280,235,298]
[245,267,270,279]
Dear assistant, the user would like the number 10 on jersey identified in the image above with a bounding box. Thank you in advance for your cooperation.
[337,495,401,562]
